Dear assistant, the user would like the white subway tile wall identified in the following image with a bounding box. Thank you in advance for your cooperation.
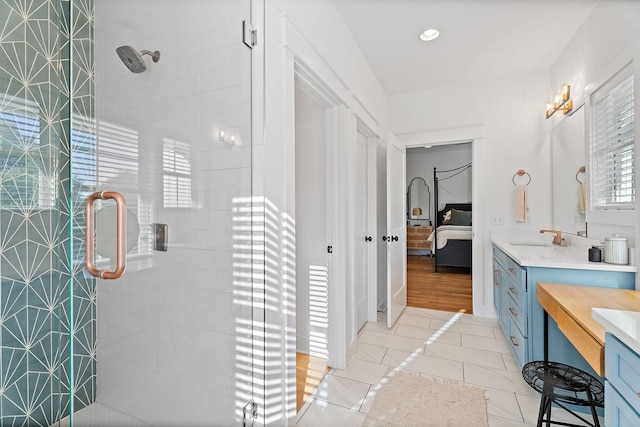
[93,0,254,424]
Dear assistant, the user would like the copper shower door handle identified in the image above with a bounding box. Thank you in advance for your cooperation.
[85,191,126,279]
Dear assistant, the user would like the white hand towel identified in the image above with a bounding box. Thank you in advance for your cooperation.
[578,181,586,213]
[514,183,527,222]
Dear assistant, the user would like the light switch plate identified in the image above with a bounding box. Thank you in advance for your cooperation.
[491,215,504,225]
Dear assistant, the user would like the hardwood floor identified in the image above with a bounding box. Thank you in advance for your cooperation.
[296,352,330,412]
[407,254,473,313]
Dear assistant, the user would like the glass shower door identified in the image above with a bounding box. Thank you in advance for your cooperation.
[67,0,263,425]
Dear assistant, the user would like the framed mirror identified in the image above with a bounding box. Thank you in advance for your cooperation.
[551,105,586,236]
[407,177,431,225]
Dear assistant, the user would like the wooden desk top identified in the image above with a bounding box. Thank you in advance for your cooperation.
[537,283,640,376]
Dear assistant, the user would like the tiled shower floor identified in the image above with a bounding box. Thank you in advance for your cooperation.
[56,403,148,427]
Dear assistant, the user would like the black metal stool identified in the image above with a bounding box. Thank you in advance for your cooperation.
[522,361,604,427]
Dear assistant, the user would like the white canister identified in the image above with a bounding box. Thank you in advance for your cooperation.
[604,234,629,265]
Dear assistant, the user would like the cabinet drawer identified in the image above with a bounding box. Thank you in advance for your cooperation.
[407,233,430,241]
[407,227,431,238]
[606,333,640,411]
[507,294,527,337]
[507,316,527,368]
[506,258,526,290]
[493,247,508,269]
[506,277,527,311]
[605,381,640,427]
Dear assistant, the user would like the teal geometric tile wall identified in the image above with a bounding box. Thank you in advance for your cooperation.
[0,0,95,425]
[62,0,97,417]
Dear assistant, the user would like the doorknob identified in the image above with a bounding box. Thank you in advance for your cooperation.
[365,236,372,242]
[382,236,389,242]
[327,246,333,254]
[391,235,399,242]
[86,191,127,280]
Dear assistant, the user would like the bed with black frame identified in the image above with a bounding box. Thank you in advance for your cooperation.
[432,165,472,273]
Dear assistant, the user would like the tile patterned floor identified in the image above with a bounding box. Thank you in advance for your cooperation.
[56,307,600,426]
[296,307,600,426]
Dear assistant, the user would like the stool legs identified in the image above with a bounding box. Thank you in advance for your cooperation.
[586,389,600,427]
[535,389,601,427]
[536,395,551,427]
[537,382,554,427]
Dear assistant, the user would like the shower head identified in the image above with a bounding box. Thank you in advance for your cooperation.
[116,46,161,73]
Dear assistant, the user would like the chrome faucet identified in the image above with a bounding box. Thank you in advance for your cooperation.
[540,229,566,246]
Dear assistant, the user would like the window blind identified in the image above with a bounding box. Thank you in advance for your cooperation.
[163,138,193,208]
[590,65,635,209]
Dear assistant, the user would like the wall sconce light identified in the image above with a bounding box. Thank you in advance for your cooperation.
[219,130,235,144]
[545,84,573,119]
[219,130,242,146]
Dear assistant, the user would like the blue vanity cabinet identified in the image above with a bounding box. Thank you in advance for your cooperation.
[493,246,528,366]
[604,333,640,426]
[492,244,635,376]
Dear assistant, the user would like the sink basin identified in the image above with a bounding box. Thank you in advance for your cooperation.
[509,244,582,262]
[508,242,549,247]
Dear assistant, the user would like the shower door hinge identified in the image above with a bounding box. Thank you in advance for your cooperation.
[243,20,257,48]
[243,400,258,426]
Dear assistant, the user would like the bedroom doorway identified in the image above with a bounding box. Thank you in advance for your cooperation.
[405,142,473,314]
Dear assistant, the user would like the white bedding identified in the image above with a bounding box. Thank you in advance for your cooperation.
[428,225,472,250]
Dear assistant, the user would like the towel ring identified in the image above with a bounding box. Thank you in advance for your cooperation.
[575,166,585,184]
[512,169,531,186]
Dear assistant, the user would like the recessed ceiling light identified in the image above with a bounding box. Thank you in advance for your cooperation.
[424,145,432,148]
[419,29,440,42]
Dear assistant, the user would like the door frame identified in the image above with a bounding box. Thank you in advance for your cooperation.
[398,125,489,317]
[281,17,381,369]
[292,58,346,369]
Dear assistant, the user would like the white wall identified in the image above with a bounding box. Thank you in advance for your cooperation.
[295,87,327,355]
[550,0,640,261]
[390,72,552,317]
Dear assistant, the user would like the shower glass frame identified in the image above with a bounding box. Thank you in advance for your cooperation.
[66,0,265,425]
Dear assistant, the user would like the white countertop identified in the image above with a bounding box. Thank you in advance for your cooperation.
[592,308,640,355]
[492,237,638,272]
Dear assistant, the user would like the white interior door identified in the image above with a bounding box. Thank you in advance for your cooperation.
[355,131,369,331]
[386,133,407,328]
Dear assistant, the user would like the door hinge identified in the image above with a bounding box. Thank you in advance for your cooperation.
[243,20,257,48]
[243,400,258,426]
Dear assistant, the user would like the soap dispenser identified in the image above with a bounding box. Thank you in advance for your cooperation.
[588,246,602,262]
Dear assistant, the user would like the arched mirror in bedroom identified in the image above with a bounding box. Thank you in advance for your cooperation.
[407,177,430,225]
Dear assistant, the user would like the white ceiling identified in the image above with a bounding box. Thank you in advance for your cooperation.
[332,0,599,96]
